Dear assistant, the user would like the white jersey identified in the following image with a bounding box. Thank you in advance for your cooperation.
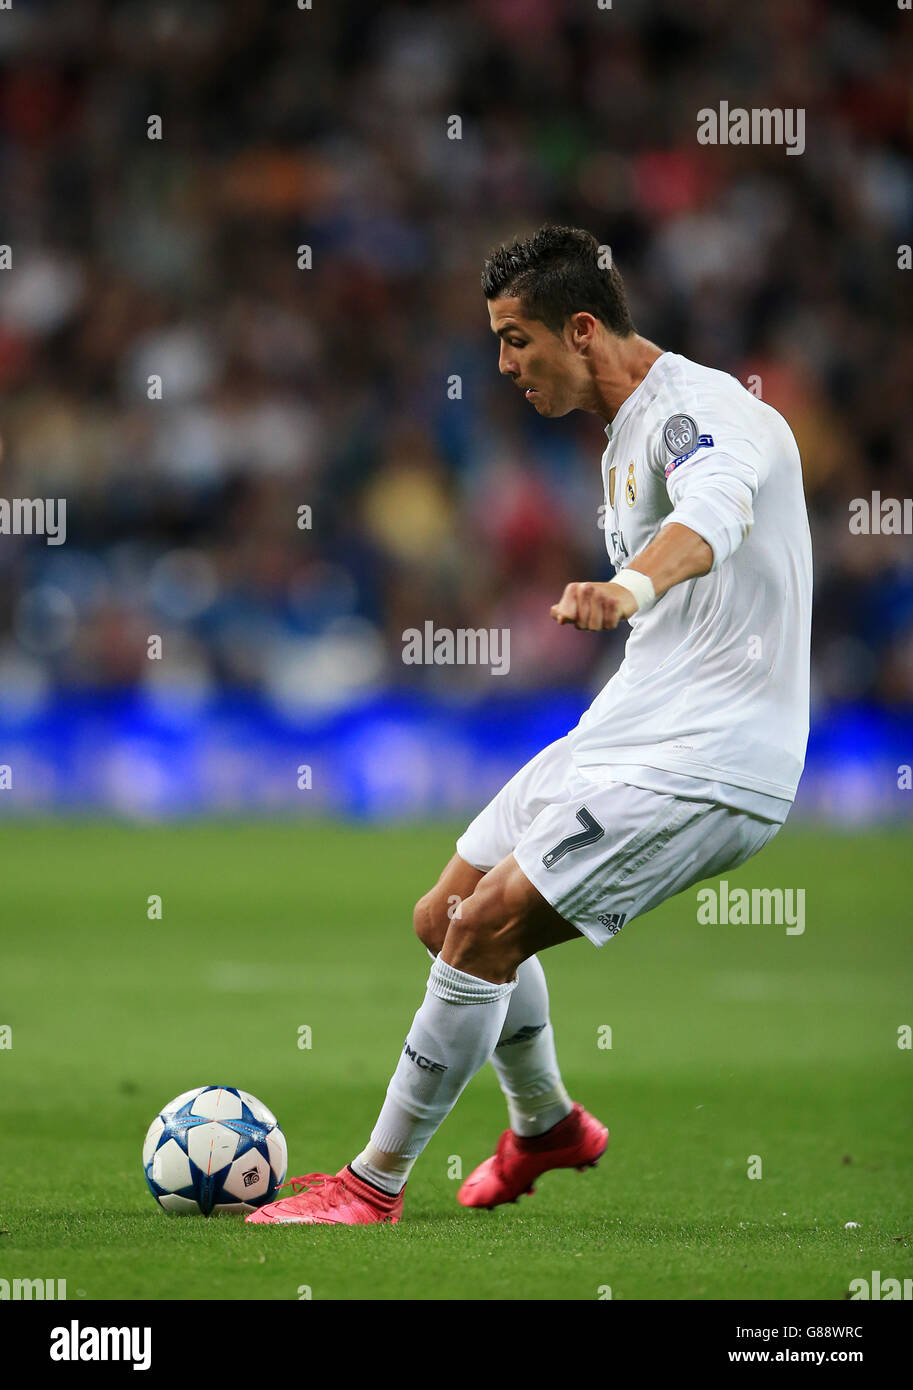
[566,351,812,819]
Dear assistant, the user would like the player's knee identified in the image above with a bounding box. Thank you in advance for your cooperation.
[455,878,507,933]
[413,891,446,953]
[444,885,525,976]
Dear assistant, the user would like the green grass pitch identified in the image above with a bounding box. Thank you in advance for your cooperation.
[2,820,911,1301]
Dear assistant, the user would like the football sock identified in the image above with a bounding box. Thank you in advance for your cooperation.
[424,947,573,1139]
[490,954,574,1137]
[347,1148,411,1196]
[350,956,517,1196]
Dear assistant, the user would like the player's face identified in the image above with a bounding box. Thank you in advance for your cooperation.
[488,297,584,417]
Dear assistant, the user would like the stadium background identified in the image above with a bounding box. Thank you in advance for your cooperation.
[1,0,911,824]
[2,0,912,1310]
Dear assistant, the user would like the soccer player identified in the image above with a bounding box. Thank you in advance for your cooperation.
[247,224,812,1226]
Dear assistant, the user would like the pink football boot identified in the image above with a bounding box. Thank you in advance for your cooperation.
[458,1103,608,1209]
[246,1166,403,1225]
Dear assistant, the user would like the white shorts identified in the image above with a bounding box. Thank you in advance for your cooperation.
[456,736,781,948]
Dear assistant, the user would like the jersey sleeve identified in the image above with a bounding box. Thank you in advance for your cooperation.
[651,403,769,571]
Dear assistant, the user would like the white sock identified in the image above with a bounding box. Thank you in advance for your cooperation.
[490,955,573,1137]
[350,956,517,1195]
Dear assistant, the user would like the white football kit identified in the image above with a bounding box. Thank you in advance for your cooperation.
[458,351,813,945]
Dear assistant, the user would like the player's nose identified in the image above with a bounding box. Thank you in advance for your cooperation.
[498,345,518,378]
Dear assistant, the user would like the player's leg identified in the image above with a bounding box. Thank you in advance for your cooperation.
[412,852,484,954]
[415,830,575,1138]
[456,784,776,1209]
[246,854,584,1224]
[248,786,780,1225]
[412,729,590,957]
[349,854,582,1190]
[451,739,592,1138]
[434,784,786,1218]
[360,741,598,1203]
[486,954,573,1136]
[438,854,583,977]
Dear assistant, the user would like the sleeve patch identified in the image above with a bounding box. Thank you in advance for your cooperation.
[664,433,715,478]
[662,414,699,456]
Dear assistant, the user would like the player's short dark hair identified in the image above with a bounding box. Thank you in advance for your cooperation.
[481,224,635,338]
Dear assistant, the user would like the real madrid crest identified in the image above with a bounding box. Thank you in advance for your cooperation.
[625,460,637,507]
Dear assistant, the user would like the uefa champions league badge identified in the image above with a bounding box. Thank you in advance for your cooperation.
[663,414,698,456]
[662,414,714,478]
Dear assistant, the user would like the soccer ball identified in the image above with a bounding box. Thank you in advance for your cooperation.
[143,1085,288,1215]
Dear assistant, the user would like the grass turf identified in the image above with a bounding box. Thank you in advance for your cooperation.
[1,820,911,1300]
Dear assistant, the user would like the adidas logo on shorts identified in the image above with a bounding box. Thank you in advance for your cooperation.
[596,912,626,936]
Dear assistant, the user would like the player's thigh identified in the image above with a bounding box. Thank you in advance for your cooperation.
[511,781,781,949]
[413,853,485,953]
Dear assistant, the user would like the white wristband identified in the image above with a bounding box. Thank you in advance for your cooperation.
[610,567,656,615]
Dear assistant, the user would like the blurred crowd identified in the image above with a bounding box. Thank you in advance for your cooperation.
[1,0,912,713]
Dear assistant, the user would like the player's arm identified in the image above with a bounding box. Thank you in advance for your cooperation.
[550,523,712,631]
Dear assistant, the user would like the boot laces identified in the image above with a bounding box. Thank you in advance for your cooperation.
[279,1173,350,1207]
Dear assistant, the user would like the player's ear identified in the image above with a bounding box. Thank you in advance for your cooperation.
[568,311,596,351]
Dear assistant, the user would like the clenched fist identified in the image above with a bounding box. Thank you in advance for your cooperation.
[550,580,639,631]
